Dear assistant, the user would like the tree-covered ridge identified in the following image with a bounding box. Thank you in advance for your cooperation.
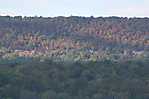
[0,16,149,46]
[0,58,149,99]
[0,16,149,60]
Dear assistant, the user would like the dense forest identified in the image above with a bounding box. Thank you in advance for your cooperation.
[0,16,149,61]
[0,16,149,99]
[0,58,149,99]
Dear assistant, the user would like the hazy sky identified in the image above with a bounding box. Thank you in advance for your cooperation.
[0,0,148,17]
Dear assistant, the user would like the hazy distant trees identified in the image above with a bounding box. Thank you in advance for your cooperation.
[0,16,148,48]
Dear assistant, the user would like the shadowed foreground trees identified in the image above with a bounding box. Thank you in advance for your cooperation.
[0,58,149,99]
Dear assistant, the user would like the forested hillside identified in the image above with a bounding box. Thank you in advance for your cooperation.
[0,16,149,99]
[0,16,149,61]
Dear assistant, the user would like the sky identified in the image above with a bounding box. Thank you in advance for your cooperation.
[0,0,148,17]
